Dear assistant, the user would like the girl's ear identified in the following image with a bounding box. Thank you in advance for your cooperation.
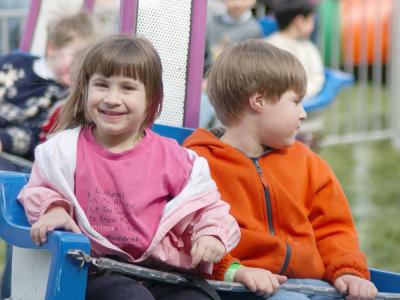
[249,92,265,112]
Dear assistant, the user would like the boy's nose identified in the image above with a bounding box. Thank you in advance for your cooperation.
[299,104,307,120]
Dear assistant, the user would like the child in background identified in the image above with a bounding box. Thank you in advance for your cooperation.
[201,0,262,128]
[184,40,377,299]
[0,11,94,167]
[18,34,240,300]
[265,0,324,98]
[204,0,262,72]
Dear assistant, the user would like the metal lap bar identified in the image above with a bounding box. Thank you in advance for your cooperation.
[67,249,400,299]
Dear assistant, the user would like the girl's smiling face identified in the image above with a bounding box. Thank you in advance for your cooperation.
[86,73,147,149]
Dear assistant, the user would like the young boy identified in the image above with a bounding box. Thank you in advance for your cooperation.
[184,40,377,299]
[265,0,324,98]
[0,11,94,168]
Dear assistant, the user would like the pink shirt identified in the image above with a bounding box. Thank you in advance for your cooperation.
[75,127,193,259]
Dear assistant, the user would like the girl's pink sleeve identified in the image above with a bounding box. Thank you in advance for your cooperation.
[190,193,241,253]
[17,163,72,224]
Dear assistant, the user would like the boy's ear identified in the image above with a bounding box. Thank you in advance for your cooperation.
[292,15,305,27]
[249,92,265,112]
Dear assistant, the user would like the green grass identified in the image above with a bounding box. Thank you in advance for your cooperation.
[318,81,400,272]
[320,140,400,272]
[323,83,390,137]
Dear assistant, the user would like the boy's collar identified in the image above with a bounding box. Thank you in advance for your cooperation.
[209,127,275,158]
[210,127,225,138]
[221,10,252,25]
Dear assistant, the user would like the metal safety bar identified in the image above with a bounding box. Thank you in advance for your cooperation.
[68,249,400,299]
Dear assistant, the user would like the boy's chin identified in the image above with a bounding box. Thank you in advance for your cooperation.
[280,137,297,148]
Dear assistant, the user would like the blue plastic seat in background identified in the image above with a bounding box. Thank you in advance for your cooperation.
[258,15,279,37]
[302,68,354,113]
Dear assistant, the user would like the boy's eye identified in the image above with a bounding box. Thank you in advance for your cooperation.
[294,99,302,105]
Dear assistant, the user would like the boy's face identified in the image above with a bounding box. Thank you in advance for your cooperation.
[46,38,89,86]
[256,90,306,149]
[223,0,256,20]
[295,13,315,39]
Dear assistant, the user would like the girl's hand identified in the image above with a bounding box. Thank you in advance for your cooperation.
[234,266,287,297]
[334,274,378,300]
[31,206,81,245]
[191,235,225,267]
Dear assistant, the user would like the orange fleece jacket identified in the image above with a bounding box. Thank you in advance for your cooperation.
[184,129,370,283]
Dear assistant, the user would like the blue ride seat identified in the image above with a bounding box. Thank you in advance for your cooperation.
[258,16,279,37]
[302,68,354,113]
[1,124,400,299]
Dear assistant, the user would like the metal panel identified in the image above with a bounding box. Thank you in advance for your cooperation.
[135,0,192,127]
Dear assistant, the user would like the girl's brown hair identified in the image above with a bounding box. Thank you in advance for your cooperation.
[206,39,306,126]
[53,34,163,133]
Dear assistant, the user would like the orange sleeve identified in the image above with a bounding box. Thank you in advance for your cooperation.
[308,156,370,283]
[210,253,239,281]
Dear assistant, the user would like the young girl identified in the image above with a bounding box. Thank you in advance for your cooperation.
[18,34,240,300]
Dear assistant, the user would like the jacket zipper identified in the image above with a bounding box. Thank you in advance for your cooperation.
[280,243,291,275]
[252,157,291,275]
[252,158,275,235]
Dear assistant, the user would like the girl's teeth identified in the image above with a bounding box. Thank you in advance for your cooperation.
[103,111,123,116]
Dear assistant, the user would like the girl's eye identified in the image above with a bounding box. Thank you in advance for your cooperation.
[122,85,136,91]
[94,82,107,88]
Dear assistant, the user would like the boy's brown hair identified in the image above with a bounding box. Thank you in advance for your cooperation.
[206,39,306,125]
[46,11,95,50]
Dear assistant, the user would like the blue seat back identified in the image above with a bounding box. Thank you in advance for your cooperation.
[370,268,400,293]
[153,123,194,145]
[0,171,30,229]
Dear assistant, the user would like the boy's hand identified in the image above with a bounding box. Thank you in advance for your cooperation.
[334,274,378,299]
[234,266,287,297]
[31,206,80,245]
[191,236,225,267]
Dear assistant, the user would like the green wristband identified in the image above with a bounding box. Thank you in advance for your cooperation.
[224,262,242,282]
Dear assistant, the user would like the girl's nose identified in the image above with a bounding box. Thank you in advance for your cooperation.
[103,89,121,105]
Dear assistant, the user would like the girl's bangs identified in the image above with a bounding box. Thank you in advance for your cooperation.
[86,46,144,80]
